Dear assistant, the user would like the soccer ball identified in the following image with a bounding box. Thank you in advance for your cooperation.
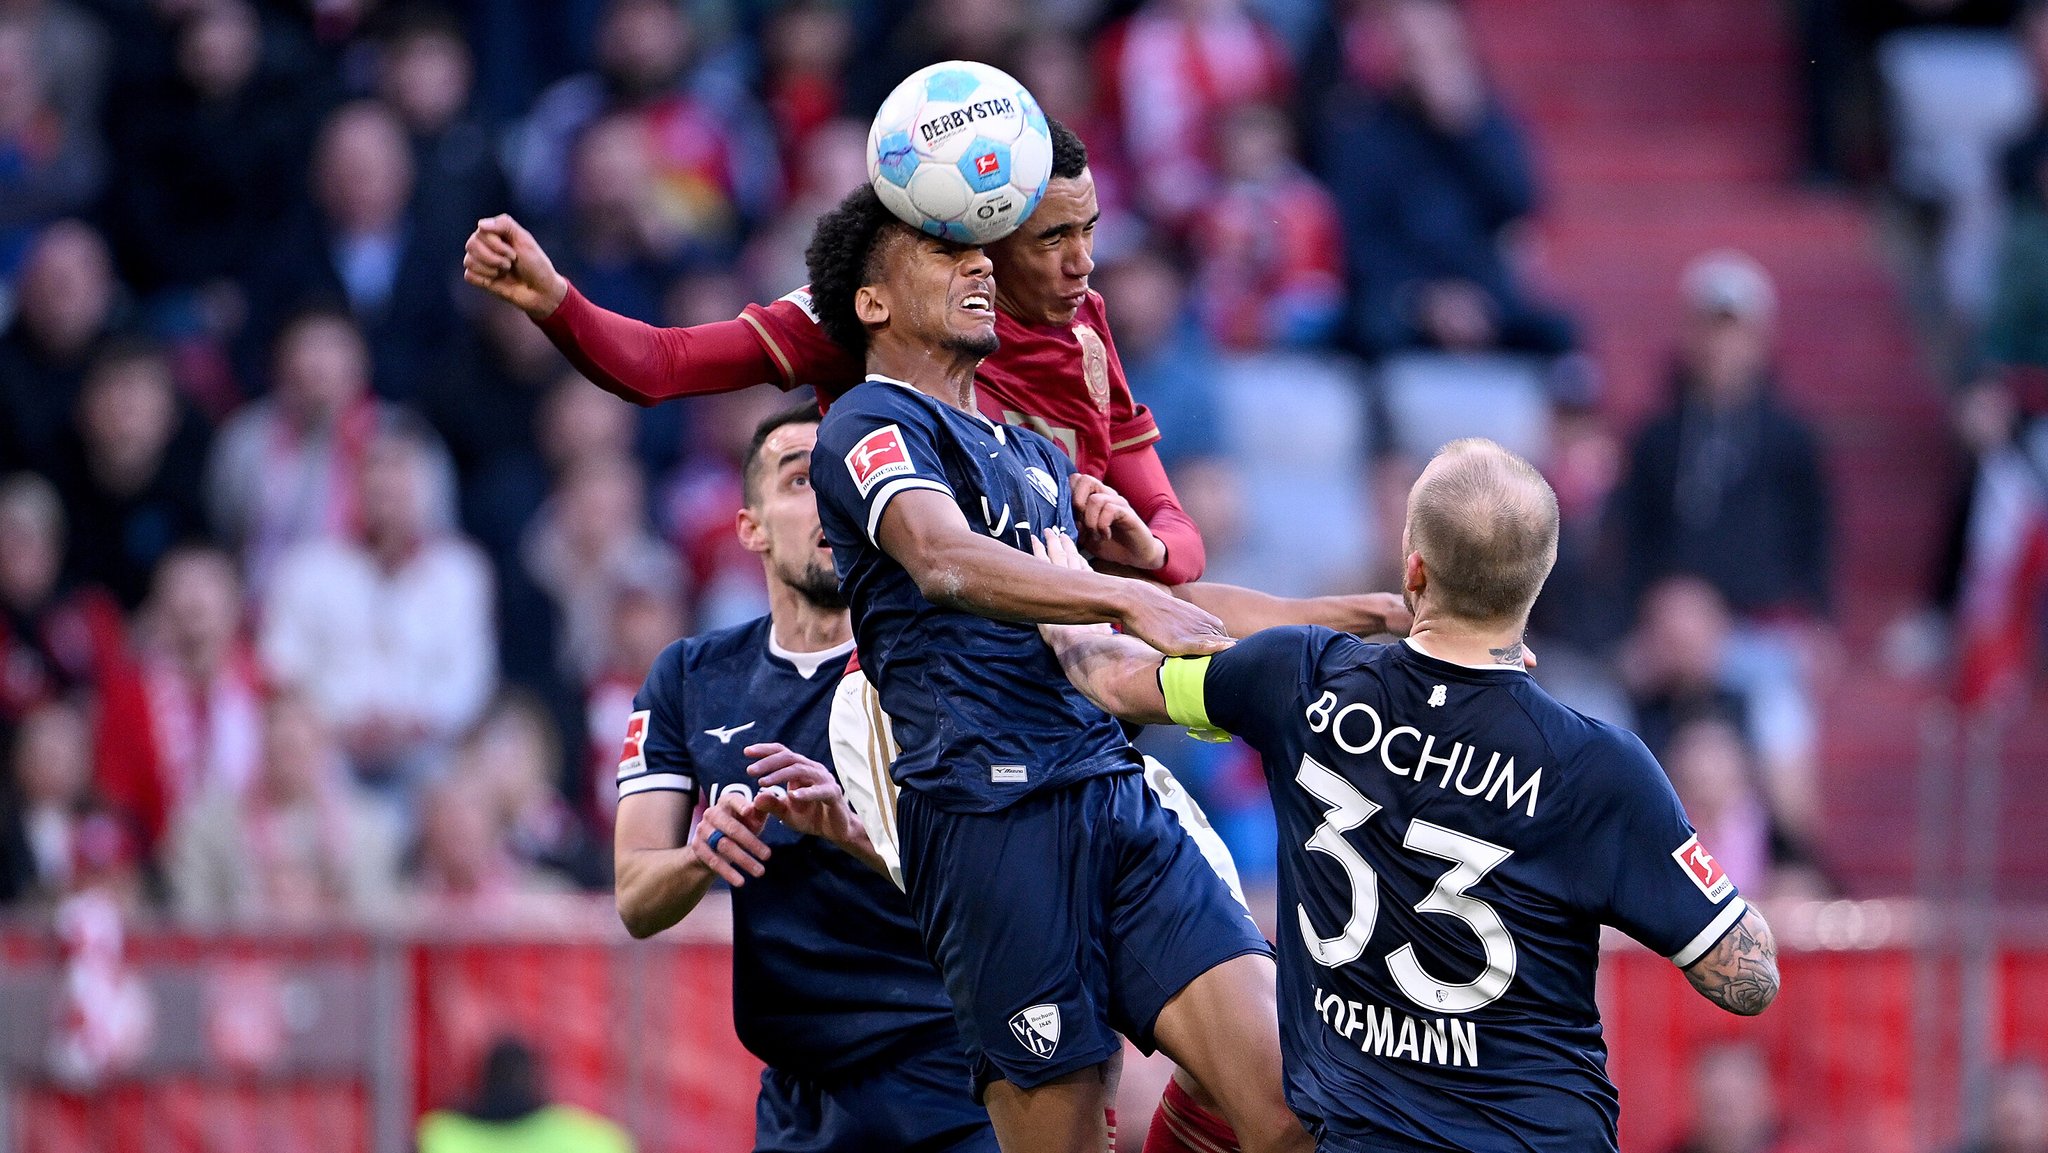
[867,61,1053,246]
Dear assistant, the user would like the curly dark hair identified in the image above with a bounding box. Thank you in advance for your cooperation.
[804,184,906,355]
[807,119,1085,354]
[1047,117,1088,181]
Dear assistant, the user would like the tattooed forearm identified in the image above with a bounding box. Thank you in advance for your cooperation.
[1488,640,1526,668]
[1684,908,1780,1016]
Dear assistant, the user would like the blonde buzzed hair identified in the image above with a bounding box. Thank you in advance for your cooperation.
[1406,438,1560,624]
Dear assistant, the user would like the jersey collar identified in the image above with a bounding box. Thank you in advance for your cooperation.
[1401,636,1530,676]
[767,633,855,680]
[865,374,1004,442]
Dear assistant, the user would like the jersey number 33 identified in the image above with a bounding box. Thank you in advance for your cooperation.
[1296,754,1518,1015]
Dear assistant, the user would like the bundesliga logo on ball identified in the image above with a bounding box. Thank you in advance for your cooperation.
[868,61,1054,246]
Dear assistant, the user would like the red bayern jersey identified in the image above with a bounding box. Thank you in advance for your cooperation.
[741,287,1162,483]
[538,280,1205,582]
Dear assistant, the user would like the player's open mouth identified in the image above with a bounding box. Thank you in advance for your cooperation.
[960,293,992,315]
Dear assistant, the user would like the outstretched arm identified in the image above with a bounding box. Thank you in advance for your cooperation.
[538,287,783,406]
[876,489,1232,657]
[1042,624,1175,726]
[1682,906,1781,1016]
[1067,471,1415,640]
[463,213,785,406]
[1176,583,1412,639]
[1034,530,1177,723]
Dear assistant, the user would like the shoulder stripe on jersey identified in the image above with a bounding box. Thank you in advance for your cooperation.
[865,477,954,545]
[1161,655,1232,742]
[1671,895,1748,968]
[1109,428,1163,453]
[618,772,695,798]
[738,312,798,389]
[859,675,909,892]
[862,676,899,836]
[864,687,889,834]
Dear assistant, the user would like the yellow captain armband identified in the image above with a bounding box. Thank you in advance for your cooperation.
[1159,656,1232,743]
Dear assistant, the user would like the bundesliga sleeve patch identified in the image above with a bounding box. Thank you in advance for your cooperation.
[846,424,915,497]
[1672,834,1735,902]
[778,285,821,323]
[616,709,651,778]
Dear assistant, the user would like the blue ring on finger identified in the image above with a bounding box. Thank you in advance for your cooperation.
[706,828,727,852]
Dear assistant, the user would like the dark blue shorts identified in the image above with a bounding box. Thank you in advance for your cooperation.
[898,768,1272,1095]
[754,1042,995,1153]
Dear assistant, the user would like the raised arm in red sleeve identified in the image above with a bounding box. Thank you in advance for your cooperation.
[1104,440,1207,585]
[535,283,787,407]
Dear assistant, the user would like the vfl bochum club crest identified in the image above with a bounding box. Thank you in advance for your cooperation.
[1010,1004,1061,1059]
[1024,466,1059,506]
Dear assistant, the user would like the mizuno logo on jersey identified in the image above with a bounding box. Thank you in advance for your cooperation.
[847,425,914,497]
[1009,1004,1061,1058]
[704,722,756,745]
[1672,835,1735,901]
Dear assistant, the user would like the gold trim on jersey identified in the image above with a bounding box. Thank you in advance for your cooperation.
[1108,427,1162,453]
[739,312,798,388]
[861,677,900,836]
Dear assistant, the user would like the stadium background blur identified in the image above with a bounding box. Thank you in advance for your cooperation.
[0,0,2046,1149]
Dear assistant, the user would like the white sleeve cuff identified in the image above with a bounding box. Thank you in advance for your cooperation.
[617,773,695,798]
[865,478,954,545]
[1671,896,1749,968]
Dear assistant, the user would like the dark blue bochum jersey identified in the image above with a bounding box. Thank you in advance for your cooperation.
[1161,627,1748,1153]
[810,376,1141,812]
[617,616,959,1080]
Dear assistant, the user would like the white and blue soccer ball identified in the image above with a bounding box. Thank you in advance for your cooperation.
[867,61,1053,246]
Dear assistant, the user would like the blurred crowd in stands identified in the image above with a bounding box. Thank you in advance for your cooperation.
[11,0,2048,932]
[1795,0,2048,719]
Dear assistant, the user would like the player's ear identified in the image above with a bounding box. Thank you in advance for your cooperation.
[735,505,770,556]
[1404,550,1428,602]
[855,284,889,330]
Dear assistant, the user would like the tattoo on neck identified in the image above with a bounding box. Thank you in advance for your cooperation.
[1489,641,1525,668]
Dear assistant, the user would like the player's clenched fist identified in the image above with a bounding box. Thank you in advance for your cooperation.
[747,743,861,846]
[1070,473,1167,572]
[462,214,568,319]
[689,791,772,887]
